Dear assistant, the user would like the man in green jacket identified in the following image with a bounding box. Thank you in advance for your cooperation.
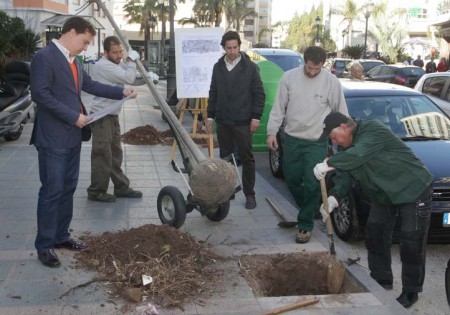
[313,112,432,309]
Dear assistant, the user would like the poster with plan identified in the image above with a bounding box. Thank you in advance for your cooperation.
[175,27,224,98]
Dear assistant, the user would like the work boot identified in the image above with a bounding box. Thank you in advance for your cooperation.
[114,187,143,198]
[88,193,116,202]
[396,291,418,308]
[295,230,311,244]
[245,194,256,209]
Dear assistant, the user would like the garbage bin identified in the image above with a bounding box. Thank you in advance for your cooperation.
[251,60,284,152]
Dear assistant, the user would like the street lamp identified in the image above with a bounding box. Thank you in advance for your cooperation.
[147,15,157,64]
[157,0,168,78]
[342,29,346,50]
[167,0,177,105]
[363,2,374,59]
[315,16,321,45]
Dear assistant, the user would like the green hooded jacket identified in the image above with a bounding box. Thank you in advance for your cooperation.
[328,119,432,205]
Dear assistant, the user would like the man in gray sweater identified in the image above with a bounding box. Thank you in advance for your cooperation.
[266,46,348,243]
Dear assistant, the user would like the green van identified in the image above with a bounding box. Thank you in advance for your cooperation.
[249,49,304,151]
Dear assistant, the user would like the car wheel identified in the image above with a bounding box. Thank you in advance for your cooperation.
[269,145,284,178]
[331,190,364,242]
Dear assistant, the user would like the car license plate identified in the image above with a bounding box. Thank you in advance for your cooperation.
[444,213,450,227]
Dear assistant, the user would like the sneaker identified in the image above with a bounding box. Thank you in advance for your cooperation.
[396,291,418,308]
[114,188,143,198]
[245,194,256,209]
[295,230,311,244]
[88,193,116,202]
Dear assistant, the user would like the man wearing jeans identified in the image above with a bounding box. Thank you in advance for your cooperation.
[206,31,265,209]
[30,17,136,267]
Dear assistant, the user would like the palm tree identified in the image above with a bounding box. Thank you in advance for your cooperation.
[193,0,225,27]
[123,0,160,49]
[223,0,257,32]
[370,7,408,63]
[331,0,360,47]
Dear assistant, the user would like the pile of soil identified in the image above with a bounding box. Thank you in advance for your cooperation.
[121,124,218,148]
[73,224,226,310]
[121,125,173,146]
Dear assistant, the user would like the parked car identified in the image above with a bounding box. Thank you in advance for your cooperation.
[414,72,450,116]
[366,64,425,87]
[246,48,304,72]
[269,80,450,243]
[345,59,386,76]
[324,58,352,78]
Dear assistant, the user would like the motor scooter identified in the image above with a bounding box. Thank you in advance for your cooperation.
[0,61,34,141]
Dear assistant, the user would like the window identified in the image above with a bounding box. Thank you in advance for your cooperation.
[423,77,447,98]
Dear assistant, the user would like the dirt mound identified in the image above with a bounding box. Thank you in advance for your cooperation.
[121,125,173,145]
[73,224,225,309]
[121,124,218,148]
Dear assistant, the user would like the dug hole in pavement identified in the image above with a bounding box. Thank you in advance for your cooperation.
[0,83,408,314]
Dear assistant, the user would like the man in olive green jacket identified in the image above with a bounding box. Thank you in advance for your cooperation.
[313,112,432,309]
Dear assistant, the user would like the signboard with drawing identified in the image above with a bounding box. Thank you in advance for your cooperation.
[174,27,224,98]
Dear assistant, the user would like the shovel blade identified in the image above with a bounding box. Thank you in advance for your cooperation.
[327,255,346,294]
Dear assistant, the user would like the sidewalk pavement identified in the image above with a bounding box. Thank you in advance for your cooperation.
[0,83,408,314]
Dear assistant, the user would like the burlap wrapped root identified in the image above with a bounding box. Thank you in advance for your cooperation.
[189,159,237,214]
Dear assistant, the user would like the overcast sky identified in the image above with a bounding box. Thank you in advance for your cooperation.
[271,0,313,23]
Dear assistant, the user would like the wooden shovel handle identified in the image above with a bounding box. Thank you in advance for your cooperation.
[320,178,336,255]
[263,297,320,315]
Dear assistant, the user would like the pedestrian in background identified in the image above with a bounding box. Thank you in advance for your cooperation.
[314,112,432,309]
[349,62,364,80]
[87,36,144,202]
[425,58,437,73]
[437,57,448,72]
[30,17,136,268]
[413,55,424,68]
[403,56,412,66]
[206,31,265,209]
[266,46,348,244]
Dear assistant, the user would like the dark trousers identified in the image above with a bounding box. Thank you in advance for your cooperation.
[35,145,81,253]
[365,187,432,292]
[87,115,130,196]
[282,134,327,231]
[216,123,255,196]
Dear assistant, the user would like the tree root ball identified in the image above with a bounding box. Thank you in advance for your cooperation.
[189,159,237,209]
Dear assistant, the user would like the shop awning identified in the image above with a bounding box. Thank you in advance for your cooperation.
[41,14,104,29]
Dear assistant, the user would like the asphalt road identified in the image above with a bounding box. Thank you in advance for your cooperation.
[254,151,450,315]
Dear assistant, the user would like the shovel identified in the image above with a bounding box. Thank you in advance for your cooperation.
[320,178,346,294]
[266,197,298,228]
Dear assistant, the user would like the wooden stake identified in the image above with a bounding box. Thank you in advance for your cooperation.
[262,297,320,315]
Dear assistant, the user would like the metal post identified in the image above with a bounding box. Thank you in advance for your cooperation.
[167,0,177,105]
[364,16,369,59]
[158,1,166,78]
[315,16,321,45]
[363,3,374,59]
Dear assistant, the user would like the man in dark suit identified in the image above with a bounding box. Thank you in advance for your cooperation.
[30,16,136,268]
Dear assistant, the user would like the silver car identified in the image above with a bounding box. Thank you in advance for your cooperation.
[414,72,450,116]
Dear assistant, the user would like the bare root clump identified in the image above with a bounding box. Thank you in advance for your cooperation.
[73,224,225,309]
